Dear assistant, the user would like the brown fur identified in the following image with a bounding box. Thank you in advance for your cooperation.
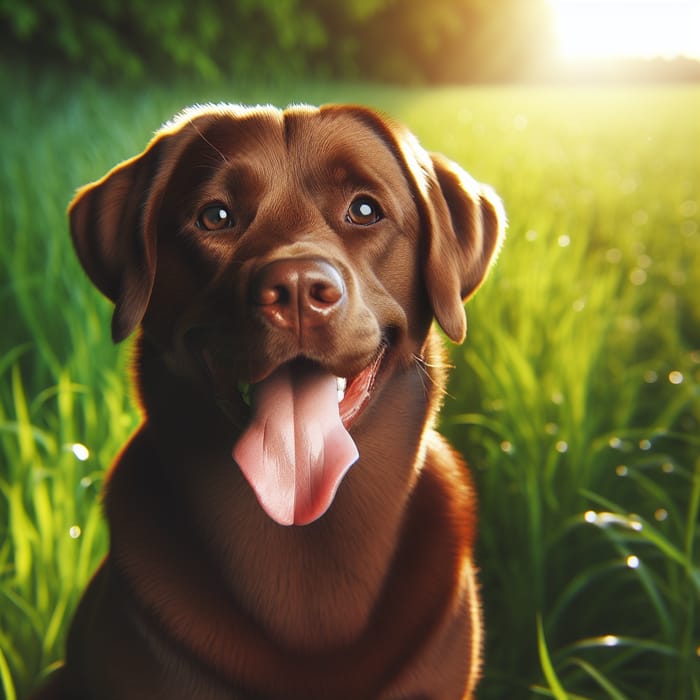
[32,104,504,699]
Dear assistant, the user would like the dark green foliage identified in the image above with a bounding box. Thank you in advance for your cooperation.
[0,0,554,84]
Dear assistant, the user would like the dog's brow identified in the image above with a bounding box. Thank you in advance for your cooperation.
[188,117,229,164]
[325,157,381,191]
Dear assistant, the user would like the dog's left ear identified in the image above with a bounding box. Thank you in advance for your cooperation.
[421,153,506,343]
[69,141,165,343]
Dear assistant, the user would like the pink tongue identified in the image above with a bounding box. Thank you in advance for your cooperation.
[232,362,359,526]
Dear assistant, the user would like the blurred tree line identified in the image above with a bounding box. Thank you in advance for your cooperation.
[0,0,554,84]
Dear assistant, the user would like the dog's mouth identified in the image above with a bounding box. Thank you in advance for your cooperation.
[235,350,384,429]
[337,349,386,427]
[231,347,386,527]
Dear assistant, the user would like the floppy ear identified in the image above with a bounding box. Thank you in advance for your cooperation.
[327,104,505,344]
[69,141,165,343]
[422,153,506,343]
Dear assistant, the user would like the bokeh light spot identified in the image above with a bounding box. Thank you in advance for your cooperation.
[500,440,514,454]
[606,248,622,263]
[630,268,647,286]
[668,371,683,385]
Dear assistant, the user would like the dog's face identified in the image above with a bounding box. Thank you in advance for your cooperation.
[70,104,504,525]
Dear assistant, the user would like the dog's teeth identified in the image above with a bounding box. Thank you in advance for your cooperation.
[336,377,347,403]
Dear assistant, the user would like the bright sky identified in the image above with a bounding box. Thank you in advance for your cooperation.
[548,0,700,60]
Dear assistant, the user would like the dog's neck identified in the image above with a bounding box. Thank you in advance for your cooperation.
[109,331,447,651]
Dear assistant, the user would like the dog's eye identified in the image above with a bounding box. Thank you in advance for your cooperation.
[197,205,234,231]
[347,197,382,226]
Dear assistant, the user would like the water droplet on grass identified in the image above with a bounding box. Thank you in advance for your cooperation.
[71,443,90,461]
[585,511,643,531]
[69,526,82,539]
[626,555,640,569]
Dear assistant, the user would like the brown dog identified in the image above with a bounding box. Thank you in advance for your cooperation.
[34,104,504,699]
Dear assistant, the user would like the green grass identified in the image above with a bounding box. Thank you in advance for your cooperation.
[1,67,699,699]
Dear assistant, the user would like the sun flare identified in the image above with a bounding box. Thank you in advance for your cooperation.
[548,0,700,60]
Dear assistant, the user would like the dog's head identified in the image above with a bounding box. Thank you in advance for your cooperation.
[70,104,504,525]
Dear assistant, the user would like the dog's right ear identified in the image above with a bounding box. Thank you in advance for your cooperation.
[69,141,165,343]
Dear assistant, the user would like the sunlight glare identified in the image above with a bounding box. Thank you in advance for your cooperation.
[548,1,700,59]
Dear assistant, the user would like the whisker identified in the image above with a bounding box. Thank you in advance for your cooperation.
[188,117,229,164]
[412,353,454,401]
[412,354,435,398]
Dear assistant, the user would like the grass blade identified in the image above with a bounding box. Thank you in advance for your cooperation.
[569,658,628,700]
[537,614,570,700]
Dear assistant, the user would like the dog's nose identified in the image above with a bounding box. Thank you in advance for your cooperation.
[251,258,346,332]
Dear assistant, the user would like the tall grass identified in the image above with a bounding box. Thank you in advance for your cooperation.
[435,86,700,698]
[1,68,698,699]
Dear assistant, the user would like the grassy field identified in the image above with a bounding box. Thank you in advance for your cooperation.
[1,67,699,699]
